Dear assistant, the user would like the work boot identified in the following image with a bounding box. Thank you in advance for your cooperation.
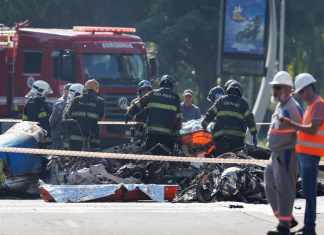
[267,225,290,235]
[292,227,316,235]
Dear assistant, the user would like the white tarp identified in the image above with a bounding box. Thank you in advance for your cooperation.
[40,183,166,203]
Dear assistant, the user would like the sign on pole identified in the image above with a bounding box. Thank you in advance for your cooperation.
[221,0,268,76]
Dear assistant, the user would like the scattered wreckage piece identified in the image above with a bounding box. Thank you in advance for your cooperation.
[0,122,47,194]
[173,151,267,203]
[39,183,178,203]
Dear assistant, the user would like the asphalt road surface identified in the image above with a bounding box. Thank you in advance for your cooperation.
[0,198,323,235]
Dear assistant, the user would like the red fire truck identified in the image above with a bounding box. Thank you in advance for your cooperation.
[0,23,157,145]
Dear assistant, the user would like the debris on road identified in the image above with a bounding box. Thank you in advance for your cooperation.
[39,182,178,203]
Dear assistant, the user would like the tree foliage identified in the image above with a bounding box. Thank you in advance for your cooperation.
[0,0,323,103]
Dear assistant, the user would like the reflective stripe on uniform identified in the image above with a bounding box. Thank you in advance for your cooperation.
[147,102,177,112]
[135,100,141,108]
[87,113,99,119]
[71,112,86,118]
[250,127,257,133]
[91,139,100,144]
[296,143,324,157]
[63,143,70,149]
[22,114,28,121]
[244,110,250,118]
[269,128,296,136]
[85,102,97,108]
[69,135,84,141]
[296,96,324,156]
[213,129,245,138]
[71,111,99,120]
[296,129,324,156]
[217,111,244,120]
[38,112,48,119]
[297,140,324,149]
[147,126,173,134]
[278,215,292,222]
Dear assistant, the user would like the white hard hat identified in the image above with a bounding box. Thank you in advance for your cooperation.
[269,71,293,87]
[25,80,53,98]
[68,83,84,100]
[294,73,317,93]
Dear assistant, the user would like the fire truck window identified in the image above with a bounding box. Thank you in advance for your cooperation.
[82,54,146,82]
[23,51,42,74]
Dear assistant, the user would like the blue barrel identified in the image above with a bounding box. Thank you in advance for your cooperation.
[0,132,46,176]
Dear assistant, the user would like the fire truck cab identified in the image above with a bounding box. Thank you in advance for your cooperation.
[0,25,156,145]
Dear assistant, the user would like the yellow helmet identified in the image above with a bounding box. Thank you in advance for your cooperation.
[85,79,99,93]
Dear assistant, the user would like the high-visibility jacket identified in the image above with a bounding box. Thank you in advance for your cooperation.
[296,96,324,157]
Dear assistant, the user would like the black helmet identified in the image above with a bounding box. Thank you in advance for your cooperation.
[160,75,175,88]
[226,82,242,97]
[207,86,225,103]
[224,79,239,91]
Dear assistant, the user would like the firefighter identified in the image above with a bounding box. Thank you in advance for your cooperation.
[49,83,72,149]
[202,82,257,156]
[64,79,104,150]
[23,80,53,138]
[127,75,182,154]
[128,80,153,122]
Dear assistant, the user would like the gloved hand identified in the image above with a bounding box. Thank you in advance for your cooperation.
[252,134,258,147]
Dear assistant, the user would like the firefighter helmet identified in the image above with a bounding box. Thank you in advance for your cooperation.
[207,86,225,103]
[138,80,152,90]
[160,75,175,89]
[224,79,239,91]
[25,80,53,98]
[226,82,242,97]
[68,83,84,101]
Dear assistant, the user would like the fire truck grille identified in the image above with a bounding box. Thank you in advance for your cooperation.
[103,94,136,121]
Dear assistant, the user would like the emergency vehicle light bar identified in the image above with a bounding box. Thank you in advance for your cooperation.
[73,26,136,34]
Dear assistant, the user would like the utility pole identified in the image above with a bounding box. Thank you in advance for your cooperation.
[279,0,286,70]
[216,0,225,77]
[252,0,278,123]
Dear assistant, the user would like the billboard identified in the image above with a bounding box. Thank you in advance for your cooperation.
[223,0,268,56]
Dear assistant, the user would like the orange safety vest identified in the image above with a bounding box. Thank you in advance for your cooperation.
[296,96,324,157]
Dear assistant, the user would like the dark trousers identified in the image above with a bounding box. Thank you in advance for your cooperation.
[145,133,175,155]
[298,154,320,232]
[212,136,244,157]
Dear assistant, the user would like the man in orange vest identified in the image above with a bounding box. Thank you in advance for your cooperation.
[280,73,324,235]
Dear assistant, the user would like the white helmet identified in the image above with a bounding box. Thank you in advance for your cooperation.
[68,83,84,101]
[25,80,53,98]
[294,73,317,93]
[269,71,293,87]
